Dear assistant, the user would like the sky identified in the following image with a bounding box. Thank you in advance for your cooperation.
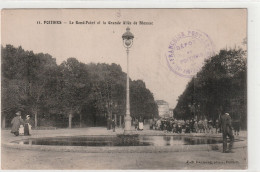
[1,9,247,108]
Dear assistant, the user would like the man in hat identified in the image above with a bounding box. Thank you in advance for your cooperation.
[219,113,234,153]
[11,111,24,136]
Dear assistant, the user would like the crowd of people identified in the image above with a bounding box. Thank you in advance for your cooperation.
[150,117,240,135]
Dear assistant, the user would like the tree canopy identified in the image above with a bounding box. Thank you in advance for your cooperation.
[174,48,247,129]
[2,45,158,128]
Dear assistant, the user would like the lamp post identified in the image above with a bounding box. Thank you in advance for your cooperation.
[122,27,134,134]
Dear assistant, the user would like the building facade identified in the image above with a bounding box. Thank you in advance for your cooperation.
[156,100,172,118]
[169,108,174,118]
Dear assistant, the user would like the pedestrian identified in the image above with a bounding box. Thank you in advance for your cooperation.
[156,119,161,130]
[208,119,214,134]
[233,119,240,136]
[134,119,138,130]
[107,117,111,130]
[176,121,182,133]
[220,113,234,153]
[11,111,24,136]
[152,120,156,130]
[160,120,164,131]
[194,121,198,133]
[203,118,208,133]
[24,115,31,136]
[112,119,116,132]
[139,119,144,131]
[167,120,172,133]
[215,119,219,134]
[172,120,177,133]
[149,121,153,130]
[198,120,204,133]
[190,119,195,133]
[163,121,167,132]
[185,120,190,133]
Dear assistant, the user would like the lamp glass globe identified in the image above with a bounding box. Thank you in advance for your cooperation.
[125,39,132,46]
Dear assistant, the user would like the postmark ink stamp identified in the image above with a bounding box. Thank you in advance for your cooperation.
[166,30,215,78]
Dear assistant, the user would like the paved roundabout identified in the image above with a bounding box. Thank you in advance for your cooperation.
[2,127,247,153]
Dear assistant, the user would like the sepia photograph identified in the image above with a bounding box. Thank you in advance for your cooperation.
[1,8,248,170]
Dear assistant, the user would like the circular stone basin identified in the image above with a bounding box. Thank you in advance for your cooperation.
[12,135,242,147]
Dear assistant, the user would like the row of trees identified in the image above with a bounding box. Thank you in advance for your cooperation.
[2,45,158,128]
[174,48,247,129]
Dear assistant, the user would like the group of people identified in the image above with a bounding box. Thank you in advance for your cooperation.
[11,111,31,136]
[151,118,219,134]
[150,112,238,153]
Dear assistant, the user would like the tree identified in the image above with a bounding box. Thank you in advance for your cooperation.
[174,48,247,129]
[27,53,57,127]
[130,80,159,120]
[2,45,158,128]
[2,45,58,127]
[57,58,91,128]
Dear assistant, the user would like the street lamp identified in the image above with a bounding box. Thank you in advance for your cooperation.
[122,27,134,134]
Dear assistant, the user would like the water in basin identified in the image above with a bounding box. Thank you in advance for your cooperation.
[13,135,241,147]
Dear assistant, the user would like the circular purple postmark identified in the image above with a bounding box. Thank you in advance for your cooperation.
[166,30,215,78]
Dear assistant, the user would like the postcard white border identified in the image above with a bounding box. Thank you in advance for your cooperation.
[0,1,259,172]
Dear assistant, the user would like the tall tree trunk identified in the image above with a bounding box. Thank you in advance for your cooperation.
[119,115,122,128]
[69,113,72,129]
[35,111,38,128]
[114,114,117,126]
[79,113,82,128]
[2,115,6,129]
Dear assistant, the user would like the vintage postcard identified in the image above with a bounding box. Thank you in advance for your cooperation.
[1,9,247,170]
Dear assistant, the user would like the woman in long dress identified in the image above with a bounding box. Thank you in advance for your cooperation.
[138,117,144,131]
[24,115,31,136]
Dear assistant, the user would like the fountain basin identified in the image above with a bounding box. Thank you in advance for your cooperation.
[11,135,242,147]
